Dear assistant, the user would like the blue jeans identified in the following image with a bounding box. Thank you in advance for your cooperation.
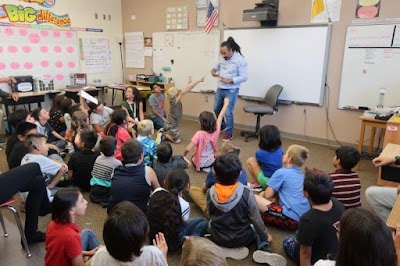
[251,224,270,250]
[81,229,100,251]
[178,217,208,241]
[150,115,165,130]
[213,88,239,135]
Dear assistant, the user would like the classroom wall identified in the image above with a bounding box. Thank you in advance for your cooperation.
[121,0,400,146]
[2,0,123,107]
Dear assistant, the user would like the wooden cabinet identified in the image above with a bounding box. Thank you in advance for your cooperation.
[127,80,174,115]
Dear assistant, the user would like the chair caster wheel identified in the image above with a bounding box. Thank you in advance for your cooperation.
[245,138,249,142]
[240,132,245,137]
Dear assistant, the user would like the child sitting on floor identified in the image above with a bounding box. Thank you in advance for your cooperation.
[207,153,286,265]
[68,130,100,192]
[21,134,68,189]
[66,110,90,152]
[329,146,361,209]
[255,144,311,231]
[246,125,284,191]
[184,98,229,172]
[189,141,247,218]
[45,187,101,266]
[153,142,190,186]
[283,168,345,265]
[49,94,67,136]
[181,237,228,266]
[91,201,168,265]
[108,139,160,214]
[136,119,158,167]
[104,108,134,160]
[31,107,66,151]
[148,83,166,130]
[88,101,114,134]
[7,122,38,169]
[147,168,208,252]
[90,136,122,207]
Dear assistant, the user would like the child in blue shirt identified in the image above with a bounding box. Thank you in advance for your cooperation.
[254,144,311,231]
[136,119,157,167]
[247,125,283,190]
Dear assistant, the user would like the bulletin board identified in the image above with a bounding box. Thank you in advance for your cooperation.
[0,26,80,89]
[153,30,220,92]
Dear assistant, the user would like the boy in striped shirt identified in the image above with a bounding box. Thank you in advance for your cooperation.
[89,136,122,207]
[329,146,361,209]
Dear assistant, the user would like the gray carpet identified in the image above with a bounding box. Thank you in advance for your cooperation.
[0,119,378,265]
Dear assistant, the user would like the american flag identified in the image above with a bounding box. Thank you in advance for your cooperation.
[205,2,218,34]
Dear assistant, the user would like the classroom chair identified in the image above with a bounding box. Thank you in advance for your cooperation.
[241,84,283,142]
[0,197,31,257]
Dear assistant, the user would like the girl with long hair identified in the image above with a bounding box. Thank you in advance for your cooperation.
[147,169,208,252]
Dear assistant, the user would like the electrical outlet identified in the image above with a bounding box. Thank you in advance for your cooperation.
[108,14,111,20]
[103,14,106,20]
[95,13,98,19]
[205,96,208,102]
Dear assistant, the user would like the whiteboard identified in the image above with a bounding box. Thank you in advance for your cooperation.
[0,26,80,89]
[153,30,220,92]
[338,24,400,109]
[224,26,330,105]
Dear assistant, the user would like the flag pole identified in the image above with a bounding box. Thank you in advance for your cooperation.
[324,0,332,23]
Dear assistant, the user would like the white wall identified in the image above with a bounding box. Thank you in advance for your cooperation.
[1,0,123,108]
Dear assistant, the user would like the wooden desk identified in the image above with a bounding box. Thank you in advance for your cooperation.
[2,92,46,134]
[383,115,400,146]
[377,143,400,187]
[357,115,400,170]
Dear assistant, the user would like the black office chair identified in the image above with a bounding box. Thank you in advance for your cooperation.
[240,84,283,142]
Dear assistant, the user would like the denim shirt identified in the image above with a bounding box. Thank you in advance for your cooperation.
[214,51,248,89]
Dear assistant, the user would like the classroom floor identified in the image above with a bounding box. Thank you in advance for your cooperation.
[0,119,378,266]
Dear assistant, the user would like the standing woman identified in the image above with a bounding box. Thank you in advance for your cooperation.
[211,37,248,141]
[120,86,144,127]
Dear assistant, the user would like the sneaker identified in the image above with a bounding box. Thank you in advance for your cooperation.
[47,187,60,202]
[248,182,262,192]
[155,129,164,144]
[201,167,211,173]
[253,250,287,266]
[218,246,249,260]
[222,134,233,142]
[0,138,7,145]
[66,142,75,154]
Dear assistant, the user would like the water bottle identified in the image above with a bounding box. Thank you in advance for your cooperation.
[377,88,386,108]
